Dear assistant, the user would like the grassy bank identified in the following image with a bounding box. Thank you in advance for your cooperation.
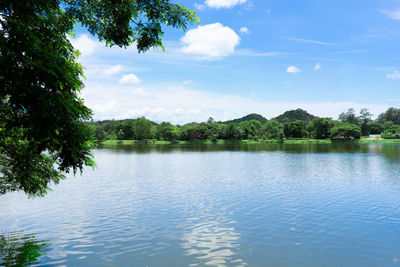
[357,139,400,144]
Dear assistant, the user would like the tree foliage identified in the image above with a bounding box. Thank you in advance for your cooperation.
[225,113,267,124]
[284,120,307,138]
[0,1,197,196]
[377,107,400,125]
[260,120,284,140]
[272,109,316,124]
[307,118,334,139]
[330,123,361,140]
[338,108,359,125]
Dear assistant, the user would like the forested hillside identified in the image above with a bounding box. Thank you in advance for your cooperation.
[87,107,400,142]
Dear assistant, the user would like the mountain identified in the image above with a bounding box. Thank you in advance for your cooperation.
[272,109,316,124]
[225,113,268,124]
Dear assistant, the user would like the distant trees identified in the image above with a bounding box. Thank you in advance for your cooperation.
[273,109,315,124]
[307,118,334,139]
[133,117,154,140]
[381,122,400,138]
[156,122,180,141]
[87,107,400,143]
[359,108,373,136]
[338,108,374,136]
[284,120,308,138]
[377,107,400,125]
[330,123,361,140]
[260,120,285,140]
[338,108,359,125]
[115,121,135,140]
[367,122,384,135]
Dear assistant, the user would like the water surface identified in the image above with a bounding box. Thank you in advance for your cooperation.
[1,143,400,266]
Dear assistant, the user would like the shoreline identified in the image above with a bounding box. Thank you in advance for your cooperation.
[98,139,400,146]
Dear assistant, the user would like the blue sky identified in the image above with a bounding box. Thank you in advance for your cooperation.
[71,0,400,124]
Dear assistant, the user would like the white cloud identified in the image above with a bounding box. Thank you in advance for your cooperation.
[181,23,240,58]
[131,88,149,96]
[83,81,389,124]
[205,0,247,9]
[70,34,99,57]
[240,27,250,34]
[103,65,123,76]
[194,3,205,10]
[387,70,400,80]
[286,37,331,46]
[119,73,141,84]
[314,63,321,71]
[380,9,400,20]
[287,66,300,73]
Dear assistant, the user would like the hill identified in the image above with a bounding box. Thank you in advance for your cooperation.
[225,113,268,124]
[272,109,316,124]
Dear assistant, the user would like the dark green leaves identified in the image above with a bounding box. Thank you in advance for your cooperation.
[0,0,197,196]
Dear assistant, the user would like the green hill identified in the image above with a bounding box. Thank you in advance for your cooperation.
[272,109,316,124]
[225,113,268,124]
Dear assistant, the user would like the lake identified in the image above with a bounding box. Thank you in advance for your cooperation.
[1,143,400,266]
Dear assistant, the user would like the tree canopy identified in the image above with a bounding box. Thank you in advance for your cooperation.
[0,0,198,196]
[272,108,316,124]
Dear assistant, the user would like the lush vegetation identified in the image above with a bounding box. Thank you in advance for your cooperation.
[0,1,198,196]
[272,108,316,124]
[89,107,400,144]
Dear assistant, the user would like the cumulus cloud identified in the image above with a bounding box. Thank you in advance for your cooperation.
[387,70,400,80]
[70,34,99,57]
[103,65,123,76]
[205,0,247,9]
[314,63,321,71]
[181,23,240,58]
[287,66,300,73]
[240,27,250,34]
[119,73,141,84]
[380,9,400,20]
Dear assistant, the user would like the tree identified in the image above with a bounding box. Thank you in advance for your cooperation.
[272,109,316,124]
[114,121,135,140]
[359,108,372,136]
[308,118,334,139]
[180,123,208,140]
[156,122,180,141]
[330,123,361,140]
[239,120,262,139]
[284,120,307,138]
[381,123,400,138]
[338,108,359,125]
[0,1,198,196]
[207,117,216,124]
[133,117,153,140]
[377,107,400,125]
[260,120,284,140]
[367,122,384,135]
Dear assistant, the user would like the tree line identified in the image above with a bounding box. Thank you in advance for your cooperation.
[88,107,400,142]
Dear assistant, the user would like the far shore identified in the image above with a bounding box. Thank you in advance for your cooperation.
[98,139,400,146]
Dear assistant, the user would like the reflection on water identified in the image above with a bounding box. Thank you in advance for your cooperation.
[99,141,397,154]
[182,216,245,266]
[0,232,48,266]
